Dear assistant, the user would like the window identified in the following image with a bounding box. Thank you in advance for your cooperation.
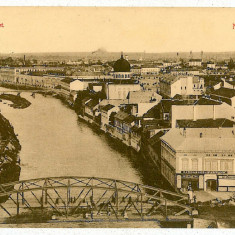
[205,160,218,171]
[182,158,189,170]
[211,161,218,171]
[205,160,211,171]
[192,159,198,171]
[220,160,233,171]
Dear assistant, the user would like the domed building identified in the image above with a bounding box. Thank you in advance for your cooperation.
[112,52,132,79]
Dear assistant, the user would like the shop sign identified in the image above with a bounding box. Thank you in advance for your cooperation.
[182,175,199,179]
[181,171,227,174]
[218,175,235,179]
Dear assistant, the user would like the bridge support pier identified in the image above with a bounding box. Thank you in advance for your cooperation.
[16,192,19,216]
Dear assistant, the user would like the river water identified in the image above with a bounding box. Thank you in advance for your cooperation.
[0,89,142,183]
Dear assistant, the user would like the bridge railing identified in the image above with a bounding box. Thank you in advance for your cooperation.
[0,176,192,222]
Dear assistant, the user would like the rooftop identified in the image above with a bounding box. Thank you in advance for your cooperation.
[101,104,115,112]
[176,118,235,128]
[212,87,235,98]
[194,97,222,105]
[85,99,99,109]
[114,111,129,121]
[189,59,202,62]
[161,128,235,152]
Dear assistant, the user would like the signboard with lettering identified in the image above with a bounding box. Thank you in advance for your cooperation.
[181,171,227,174]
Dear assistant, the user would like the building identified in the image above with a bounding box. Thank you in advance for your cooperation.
[70,80,89,92]
[170,69,200,77]
[0,67,17,83]
[159,75,205,98]
[160,128,235,192]
[171,101,235,128]
[100,104,119,131]
[138,74,160,92]
[210,87,235,107]
[141,67,160,75]
[188,59,202,67]
[113,111,136,146]
[105,83,141,100]
[112,53,132,79]
[207,62,216,69]
[222,78,235,90]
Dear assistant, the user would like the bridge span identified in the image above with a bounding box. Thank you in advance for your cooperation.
[0,176,193,226]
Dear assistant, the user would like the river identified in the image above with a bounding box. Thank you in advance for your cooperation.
[0,89,142,183]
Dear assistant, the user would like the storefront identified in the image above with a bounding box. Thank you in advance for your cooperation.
[178,171,229,191]
[218,175,235,192]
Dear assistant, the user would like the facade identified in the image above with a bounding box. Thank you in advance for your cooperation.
[160,75,205,98]
[207,62,216,69]
[141,67,160,75]
[160,128,235,192]
[100,104,119,131]
[0,67,17,83]
[170,70,200,76]
[171,102,235,128]
[70,80,89,92]
[105,83,141,100]
[188,59,202,67]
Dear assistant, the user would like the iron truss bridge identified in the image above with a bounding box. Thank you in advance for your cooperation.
[0,176,193,225]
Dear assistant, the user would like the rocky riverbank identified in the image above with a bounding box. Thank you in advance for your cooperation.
[0,112,21,203]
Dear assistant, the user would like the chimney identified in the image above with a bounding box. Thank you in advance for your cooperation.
[23,55,26,66]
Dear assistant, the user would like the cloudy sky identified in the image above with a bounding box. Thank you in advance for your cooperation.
[0,7,234,53]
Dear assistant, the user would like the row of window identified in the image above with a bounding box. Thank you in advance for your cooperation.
[182,158,234,172]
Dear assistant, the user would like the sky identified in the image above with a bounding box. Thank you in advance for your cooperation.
[0,7,235,53]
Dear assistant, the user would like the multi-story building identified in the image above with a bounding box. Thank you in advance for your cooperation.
[105,83,141,100]
[188,59,202,67]
[159,75,205,98]
[160,128,235,192]
[100,104,119,132]
[0,67,17,83]
[138,74,160,92]
[141,67,160,75]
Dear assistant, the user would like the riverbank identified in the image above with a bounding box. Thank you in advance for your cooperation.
[0,94,31,109]
[0,82,43,91]
[0,112,21,202]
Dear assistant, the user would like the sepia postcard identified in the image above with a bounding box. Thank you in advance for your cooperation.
[0,6,234,232]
